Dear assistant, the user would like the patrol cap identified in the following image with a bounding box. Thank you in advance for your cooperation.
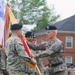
[45,25,57,30]
[25,31,34,37]
[10,24,22,30]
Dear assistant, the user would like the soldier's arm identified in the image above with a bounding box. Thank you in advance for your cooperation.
[35,43,63,58]
[15,40,36,64]
[27,41,46,50]
[1,50,6,70]
[0,48,8,75]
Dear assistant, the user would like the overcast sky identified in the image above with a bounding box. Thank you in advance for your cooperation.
[46,0,75,20]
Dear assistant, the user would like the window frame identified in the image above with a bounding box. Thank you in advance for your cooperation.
[65,56,72,64]
[66,36,73,48]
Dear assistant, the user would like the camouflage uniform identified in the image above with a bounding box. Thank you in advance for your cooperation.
[27,38,68,75]
[31,49,44,75]
[0,47,7,75]
[29,40,45,75]
[68,68,75,75]
[5,35,36,75]
[35,51,44,75]
[27,41,46,75]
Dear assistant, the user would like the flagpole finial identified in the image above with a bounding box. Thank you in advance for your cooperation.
[7,1,11,7]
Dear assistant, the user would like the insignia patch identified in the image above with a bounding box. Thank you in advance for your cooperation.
[52,45,57,50]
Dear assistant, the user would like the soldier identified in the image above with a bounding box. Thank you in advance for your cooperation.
[25,31,38,75]
[25,31,34,42]
[25,31,36,54]
[24,31,36,75]
[33,35,45,75]
[25,32,46,75]
[27,25,68,75]
[0,45,8,75]
[5,24,36,75]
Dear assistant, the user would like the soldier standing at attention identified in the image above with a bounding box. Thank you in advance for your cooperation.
[0,45,8,75]
[24,31,36,75]
[25,31,38,75]
[27,25,68,75]
[32,35,45,75]
[25,31,44,75]
[25,31,35,54]
[5,24,36,75]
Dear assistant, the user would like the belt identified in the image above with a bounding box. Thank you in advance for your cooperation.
[49,62,63,67]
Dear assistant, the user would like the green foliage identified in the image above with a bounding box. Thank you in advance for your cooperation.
[9,0,60,32]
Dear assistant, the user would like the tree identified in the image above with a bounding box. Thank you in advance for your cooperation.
[8,0,60,31]
[33,5,60,32]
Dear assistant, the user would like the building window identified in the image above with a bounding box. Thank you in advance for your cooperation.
[41,38,44,42]
[65,56,72,66]
[65,56,72,63]
[66,36,73,48]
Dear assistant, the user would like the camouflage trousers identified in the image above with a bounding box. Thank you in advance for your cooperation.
[44,70,68,75]
[8,70,36,75]
[0,70,3,75]
[36,57,44,75]
[8,70,29,75]
[25,66,36,75]
[25,72,36,75]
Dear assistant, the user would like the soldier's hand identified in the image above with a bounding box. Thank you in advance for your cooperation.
[31,58,37,64]
[30,53,36,58]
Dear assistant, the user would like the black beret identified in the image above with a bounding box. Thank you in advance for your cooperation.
[25,31,34,37]
[33,35,36,38]
[70,63,74,66]
[10,24,22,30]
[45,25,57,30]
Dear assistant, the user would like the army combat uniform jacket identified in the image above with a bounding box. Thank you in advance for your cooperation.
[0,47,7,75]
[6,35,35,75]
[27,38,68,75]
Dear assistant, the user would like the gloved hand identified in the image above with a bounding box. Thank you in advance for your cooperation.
[30,53,36,58]
[31,58,37,64]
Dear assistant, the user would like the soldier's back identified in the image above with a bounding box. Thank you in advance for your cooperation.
[6,35,28,75]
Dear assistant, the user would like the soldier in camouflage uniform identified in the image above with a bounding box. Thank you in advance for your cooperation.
[0,45,8,75]
[32,35,44,75]
[26,32,46,75]
[5,24,36,75]
[27,25,68,75]
[25,31,44,75]
[25,31,37,55]
[24,31,36,75]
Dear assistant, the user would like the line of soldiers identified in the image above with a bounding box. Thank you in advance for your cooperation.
[0,23,68,75]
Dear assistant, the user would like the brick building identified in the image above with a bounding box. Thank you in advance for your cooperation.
[35,15,75,66]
